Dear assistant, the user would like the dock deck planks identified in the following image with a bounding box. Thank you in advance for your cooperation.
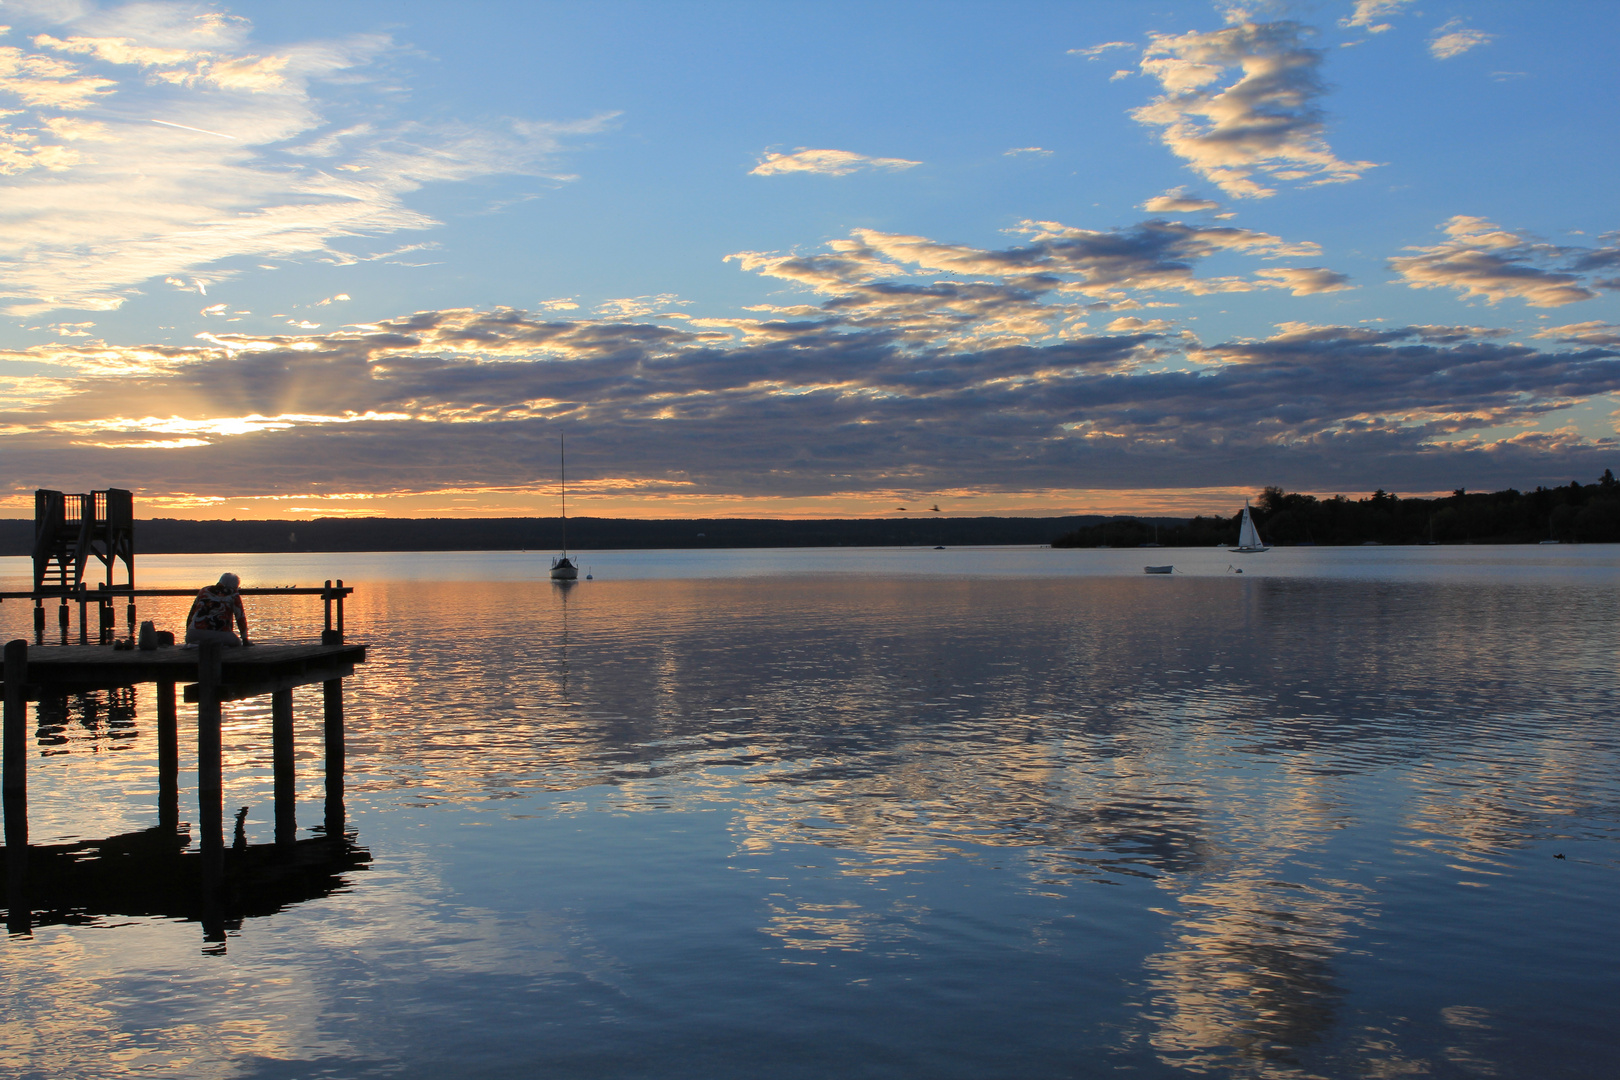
[2,640,366,692]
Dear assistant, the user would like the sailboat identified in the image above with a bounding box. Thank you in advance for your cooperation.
[550,435,578,580]
[1229,501,1270,553]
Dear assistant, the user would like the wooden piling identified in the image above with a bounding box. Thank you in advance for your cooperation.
[4,640,28,933]
[156,681,178,833]
[272,688,295,846]
[196,642,224,876]
[323,677,345,836]
[3,641,26,808]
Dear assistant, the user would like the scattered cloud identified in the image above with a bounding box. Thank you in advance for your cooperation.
[1390,216,1619,308]
[595,295,691,319]
[1533,322,1620,346]
[1342,0,1412,34]
[45,321,96,337]
[1429,19,1493,60]
[1131,18,1377,198]
[0,3,614,316]
[1070,41,1136,59]
[1252,266,1354,295]
[1141,189,1220,214]
[1106,316,1178,333]
[725,217,1330,347]
[749,148,922,177]
[1004,146,1052,156]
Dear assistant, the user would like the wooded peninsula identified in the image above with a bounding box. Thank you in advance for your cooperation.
[1054,471,1620,548]
[1,473,1615,554]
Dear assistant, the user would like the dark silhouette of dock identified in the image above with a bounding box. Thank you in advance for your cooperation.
[1,485,373,945]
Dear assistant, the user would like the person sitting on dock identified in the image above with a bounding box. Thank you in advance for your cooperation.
[185,572,253,647]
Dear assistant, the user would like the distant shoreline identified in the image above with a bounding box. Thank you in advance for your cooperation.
[2,508,1613,556]
[0,515,1113,556]
[5,478,1616,554]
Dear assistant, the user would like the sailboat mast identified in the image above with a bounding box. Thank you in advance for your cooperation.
[560,434,568,557]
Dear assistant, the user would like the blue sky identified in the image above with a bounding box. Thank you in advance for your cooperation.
[1,0,1616,519]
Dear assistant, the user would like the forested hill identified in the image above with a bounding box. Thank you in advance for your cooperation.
[1054,472,1620,548]
[0,514,1104,556]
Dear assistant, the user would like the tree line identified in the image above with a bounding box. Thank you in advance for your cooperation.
[1053,470,1620,548]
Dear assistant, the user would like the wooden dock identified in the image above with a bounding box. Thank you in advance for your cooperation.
[3,635,368,942]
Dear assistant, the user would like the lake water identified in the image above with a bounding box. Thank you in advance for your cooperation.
[1,545,1617,1079]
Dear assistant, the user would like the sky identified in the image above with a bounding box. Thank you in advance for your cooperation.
[0,0,1617,521]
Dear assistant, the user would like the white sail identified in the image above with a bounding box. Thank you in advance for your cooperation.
[1237,504,1262,549]
[1229,502,1269,552]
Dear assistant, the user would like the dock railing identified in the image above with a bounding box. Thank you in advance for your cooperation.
[0,580,352,647]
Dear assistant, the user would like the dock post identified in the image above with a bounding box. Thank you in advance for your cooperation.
[2,641,25,808]
[57,598,69,644]
[4,640,28,935]
[336,580,345,642]
[323,677,345,837]
[77,591,87,645]
[272,688,295,846]
[32,601,43,646]
[196,642,224,873]
[322,581,334,644]
[157,681,178,833]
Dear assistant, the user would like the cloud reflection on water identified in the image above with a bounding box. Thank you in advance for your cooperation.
[1,563,1616,1076]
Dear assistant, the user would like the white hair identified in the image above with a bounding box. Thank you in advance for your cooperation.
[216,572,240,591]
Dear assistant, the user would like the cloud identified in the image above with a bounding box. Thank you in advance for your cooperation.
[1390,216,1619,308]
[1342,0,1412,34]
[1533,322,1620,346]
[1106,316,1178,333]
[749,148,922,177]
[1252,267,1354,295]
[1429,19,1493,60]
[4,312,1614,504]
[1070,42,1136,59]
[594,295,691,319]
[0,3,613,315]
[723,217,1331,349]
[1003,146,1052,156]
[1141,189,1221,214]
[1131,18,1377,198]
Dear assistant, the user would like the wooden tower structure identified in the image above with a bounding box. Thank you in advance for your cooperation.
[32,488,135,594]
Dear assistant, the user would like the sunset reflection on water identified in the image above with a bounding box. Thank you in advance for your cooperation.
[1,552,1616,1079]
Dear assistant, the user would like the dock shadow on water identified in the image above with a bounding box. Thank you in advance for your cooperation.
[0,555,1617,1079]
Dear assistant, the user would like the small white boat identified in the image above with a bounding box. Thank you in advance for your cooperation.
[1229,501,1270,553]
[1144,565,1173,574]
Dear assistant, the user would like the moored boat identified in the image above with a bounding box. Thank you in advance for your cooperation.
[550,435,579,580]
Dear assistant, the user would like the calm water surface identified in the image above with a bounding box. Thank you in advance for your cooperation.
[1,546,1617,1079]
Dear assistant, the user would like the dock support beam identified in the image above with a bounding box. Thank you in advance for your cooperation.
[196,642,226,945]
[2,640,25,811]
[4,640,29,936]
[156,681,178,833]
[272,689,295,846]
[323,678,345,837]
[196,643,224,867]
